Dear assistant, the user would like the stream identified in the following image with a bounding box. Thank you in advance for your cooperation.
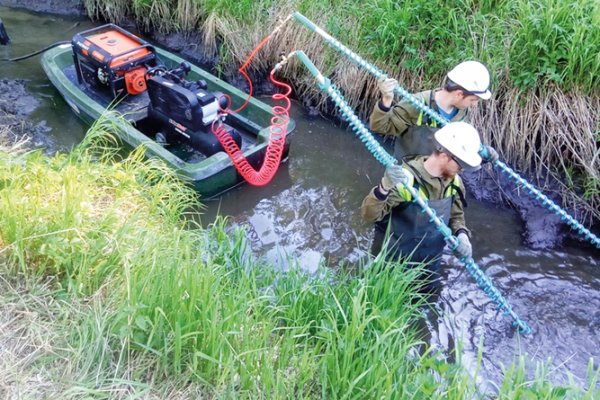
[1,5,599,391]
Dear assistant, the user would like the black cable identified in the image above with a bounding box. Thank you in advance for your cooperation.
[1,41,71,62]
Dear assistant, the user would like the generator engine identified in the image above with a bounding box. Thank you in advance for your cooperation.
[146,62,242,156]
[72,24,158,99]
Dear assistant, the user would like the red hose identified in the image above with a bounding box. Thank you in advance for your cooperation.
[211,17,294,186]
[212,69,291,186]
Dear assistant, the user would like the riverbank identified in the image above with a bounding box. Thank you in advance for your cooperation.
[0,79,55,152]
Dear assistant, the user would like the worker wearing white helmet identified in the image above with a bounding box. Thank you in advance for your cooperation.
[370,61,498,163]
[361,122,482,293]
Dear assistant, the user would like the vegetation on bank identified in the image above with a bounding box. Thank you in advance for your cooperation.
[83,0,600,93]
[1,117,598,398]
[82,0,600,226]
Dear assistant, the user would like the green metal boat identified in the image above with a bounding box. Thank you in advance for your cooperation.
[41,42,295,197]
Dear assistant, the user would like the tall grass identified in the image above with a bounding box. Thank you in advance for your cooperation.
[117,220,432,397]
[0,112,198,293]
[2,114,597,397]
[509,0,600,93]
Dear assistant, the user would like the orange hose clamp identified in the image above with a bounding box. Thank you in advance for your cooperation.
[124,68,148,95]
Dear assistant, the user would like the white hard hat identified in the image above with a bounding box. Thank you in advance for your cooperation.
[434,122,482,171]
[447,61,491,100]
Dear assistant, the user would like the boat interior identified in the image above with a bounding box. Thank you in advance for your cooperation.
[62,63,259,164]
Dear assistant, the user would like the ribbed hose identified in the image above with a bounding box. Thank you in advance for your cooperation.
[293,50,532,334]
[493,160,600,248]
[210,14,294,186]
[292,11,599,250]
[211,69,290,186]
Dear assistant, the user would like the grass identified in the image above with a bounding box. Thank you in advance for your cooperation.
[1,114,598,397]
[82,0,600,93]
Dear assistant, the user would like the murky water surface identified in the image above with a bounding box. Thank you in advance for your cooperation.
[2,6,598,389]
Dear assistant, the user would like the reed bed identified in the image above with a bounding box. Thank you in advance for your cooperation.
[1,115,597,397]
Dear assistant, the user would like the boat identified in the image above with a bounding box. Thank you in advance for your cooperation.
[40,24,295,197]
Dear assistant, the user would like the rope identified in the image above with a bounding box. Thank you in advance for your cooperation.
[292,11,599,250]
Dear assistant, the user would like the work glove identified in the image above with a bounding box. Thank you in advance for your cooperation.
[482,145,499,164]
[453,232,472,260]
[381,164,405,192]
[377,76,398,101]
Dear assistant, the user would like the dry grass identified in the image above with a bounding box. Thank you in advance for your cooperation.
[83,0,131,24]
[0,274,71,398]
[0,115,33,154]
[471,86,600,223]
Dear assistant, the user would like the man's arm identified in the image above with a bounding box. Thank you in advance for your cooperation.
[369,91,428,136]
[449,179,471,237]
[361,185,406,223]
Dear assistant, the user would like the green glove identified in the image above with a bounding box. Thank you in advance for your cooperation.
[381,164,405,192]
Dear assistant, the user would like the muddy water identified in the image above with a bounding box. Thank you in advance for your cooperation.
[2,6,599,391]
[0,7,93,149]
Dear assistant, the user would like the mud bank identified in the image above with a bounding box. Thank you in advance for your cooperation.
[0,79,54,151]
[462,169,565,249]
[462,167,600,250]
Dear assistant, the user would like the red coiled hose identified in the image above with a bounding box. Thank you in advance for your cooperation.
[212,69,291,186]
[211,16,294,186]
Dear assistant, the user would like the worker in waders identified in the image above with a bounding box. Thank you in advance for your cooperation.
[370,60,498,163]
[361,122,482,293]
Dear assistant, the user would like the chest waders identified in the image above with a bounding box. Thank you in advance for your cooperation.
[373,166,460,293]
[393,124,438,161]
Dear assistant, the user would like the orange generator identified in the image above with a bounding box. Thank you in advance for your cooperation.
[72,24,158,99]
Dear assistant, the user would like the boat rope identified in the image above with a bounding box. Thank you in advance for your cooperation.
[288,49,532,334]
[1,40,71,62]
[291,12,599,250]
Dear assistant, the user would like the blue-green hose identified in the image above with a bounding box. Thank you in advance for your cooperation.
[292,50,532,334]
[292,11,599,250]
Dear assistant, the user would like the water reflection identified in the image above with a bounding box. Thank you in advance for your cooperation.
[431,204,600,387]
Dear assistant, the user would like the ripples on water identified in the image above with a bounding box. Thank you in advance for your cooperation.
[205,111,600,388]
